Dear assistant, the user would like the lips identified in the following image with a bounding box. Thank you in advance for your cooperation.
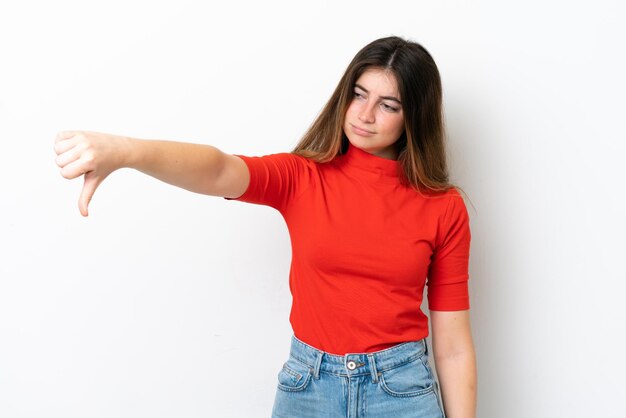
[350,123,375,136]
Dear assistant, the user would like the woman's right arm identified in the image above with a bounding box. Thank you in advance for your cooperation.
[54,130,249,216]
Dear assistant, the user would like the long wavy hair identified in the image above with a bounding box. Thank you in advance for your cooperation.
[291,36,462,196]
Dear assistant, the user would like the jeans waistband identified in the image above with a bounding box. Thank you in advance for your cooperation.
[288,334,428,382]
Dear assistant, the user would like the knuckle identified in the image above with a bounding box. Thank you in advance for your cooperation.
[83,152,95,164]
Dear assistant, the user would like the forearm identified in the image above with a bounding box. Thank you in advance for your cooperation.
[55,130,239,216]
[124,137,226,195]
[434,349,477,418]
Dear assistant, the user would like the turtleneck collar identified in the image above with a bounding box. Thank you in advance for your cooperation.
[338,142,401,178]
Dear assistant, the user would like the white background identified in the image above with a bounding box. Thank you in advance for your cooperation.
[1,1,625,417]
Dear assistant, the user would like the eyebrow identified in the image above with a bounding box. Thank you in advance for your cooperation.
[354,83,402,104]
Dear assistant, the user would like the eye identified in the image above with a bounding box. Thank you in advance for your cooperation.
[353,90,365,100]
[381,103,400,112]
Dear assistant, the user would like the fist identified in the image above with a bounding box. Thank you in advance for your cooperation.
[54,130,127,217]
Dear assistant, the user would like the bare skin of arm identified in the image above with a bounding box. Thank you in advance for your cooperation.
[431,309,477,418]
[54,130,249,216]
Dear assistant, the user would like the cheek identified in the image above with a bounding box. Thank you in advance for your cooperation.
[383,115,405,135]
[395,118,405,133]
[345,101,359,119]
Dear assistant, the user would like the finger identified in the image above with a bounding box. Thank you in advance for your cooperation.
[55,146,82,168]
[54,137,79,155]
[60,157,90,180]
[79,173,101,217]
[55,130,81,143]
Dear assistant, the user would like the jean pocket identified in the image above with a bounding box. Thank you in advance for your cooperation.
[276,356,313,393]
[378,356,435,398]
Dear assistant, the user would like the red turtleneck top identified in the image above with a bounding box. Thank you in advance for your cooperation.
[224,143,471,354]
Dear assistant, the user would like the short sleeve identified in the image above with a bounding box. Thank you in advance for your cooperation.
[223,152,313,212]
[426,192,472,311]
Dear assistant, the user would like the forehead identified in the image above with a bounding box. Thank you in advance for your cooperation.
[355,68,400,98]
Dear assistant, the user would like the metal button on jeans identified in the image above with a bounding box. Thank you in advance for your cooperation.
[346,360,357,370]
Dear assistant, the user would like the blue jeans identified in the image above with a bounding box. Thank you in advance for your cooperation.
[271,335,445,417]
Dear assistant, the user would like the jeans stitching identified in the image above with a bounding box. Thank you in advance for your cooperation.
[378,372,435,398]
[277,368,312,392]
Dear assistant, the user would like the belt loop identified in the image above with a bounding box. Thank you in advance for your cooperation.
[313,351,323,380]
[367,353,378,383]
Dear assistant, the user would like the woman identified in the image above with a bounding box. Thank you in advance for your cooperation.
[55,36,476,417]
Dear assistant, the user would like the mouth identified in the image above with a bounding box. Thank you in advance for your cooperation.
[350,123,375,136]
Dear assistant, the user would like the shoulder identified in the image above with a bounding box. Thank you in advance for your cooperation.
[422,187,470,233]
[433,187,467,207]
[236,151,316,167]
[442,188,469,219]
[230,152,319,181]
[420,186,466,210]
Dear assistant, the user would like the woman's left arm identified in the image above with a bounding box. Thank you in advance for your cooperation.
[430,309,477,418]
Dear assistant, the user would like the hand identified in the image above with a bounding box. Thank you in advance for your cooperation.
[54,130,129,217]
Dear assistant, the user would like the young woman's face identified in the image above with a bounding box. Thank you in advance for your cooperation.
[343,68,405,160]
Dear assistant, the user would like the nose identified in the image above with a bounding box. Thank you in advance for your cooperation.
[357,102,375,124]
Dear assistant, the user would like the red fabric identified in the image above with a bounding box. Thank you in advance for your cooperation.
[224,143,471,354]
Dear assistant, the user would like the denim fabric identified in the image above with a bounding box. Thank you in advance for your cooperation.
[271,335,444,417]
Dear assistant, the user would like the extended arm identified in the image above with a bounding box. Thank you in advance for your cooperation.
[430,309,477,418]
[54,130,249,216]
